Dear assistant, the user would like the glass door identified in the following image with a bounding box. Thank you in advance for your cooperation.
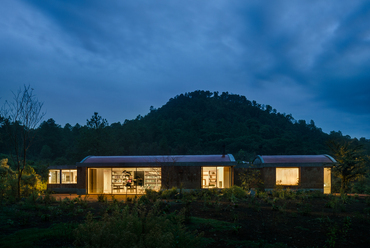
[324,167,331,194]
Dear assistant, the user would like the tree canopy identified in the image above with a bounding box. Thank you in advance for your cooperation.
[1,90,369,166]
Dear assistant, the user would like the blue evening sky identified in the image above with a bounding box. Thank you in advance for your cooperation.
[1,0,370,138]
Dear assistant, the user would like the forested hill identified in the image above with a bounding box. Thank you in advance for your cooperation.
[137,90,330,159]
[1,90,363,165]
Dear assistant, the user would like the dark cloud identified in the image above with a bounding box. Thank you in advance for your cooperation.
[1,0,370,138]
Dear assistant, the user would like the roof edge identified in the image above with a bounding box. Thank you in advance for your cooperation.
[80,156,92,163]
[256,155,264,164]
[324,154,337,163]
[228,154,235,162]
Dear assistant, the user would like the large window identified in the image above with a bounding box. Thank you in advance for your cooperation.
[88,167,161,194]
[276,168,299,185]
[61,170,77,184]
[49,170,60,184]
[201,166,232,189]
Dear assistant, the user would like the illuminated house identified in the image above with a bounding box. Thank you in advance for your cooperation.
[47,154,236,194]
[48,165,78,193]
[251,155,336,193]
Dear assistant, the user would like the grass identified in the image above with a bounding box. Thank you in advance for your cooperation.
[1,188,369,248]
[189,216,236,232]
[0,222,76,248]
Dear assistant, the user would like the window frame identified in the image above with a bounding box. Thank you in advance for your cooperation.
[61,169,78,184]
[48,169,60,184]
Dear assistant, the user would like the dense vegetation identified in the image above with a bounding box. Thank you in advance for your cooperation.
[1,187,370,248]
[2,90,369,164]
[1,90,370,192]
[1,89,370,247]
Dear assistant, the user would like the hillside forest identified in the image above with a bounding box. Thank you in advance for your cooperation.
[1,90,370,193]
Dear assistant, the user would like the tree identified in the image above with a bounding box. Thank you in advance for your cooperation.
[328,140,368,192]
[77,112,109,157]
[1,85,45,199]
[238,167,264,191]
[87,112,108,129]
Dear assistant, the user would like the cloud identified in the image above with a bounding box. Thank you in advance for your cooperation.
[0,0,369,138]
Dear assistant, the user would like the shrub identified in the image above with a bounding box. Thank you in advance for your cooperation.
[145,189,158,202]
[97,194,107,202]
[160,187,178,199]
[138,194,151,206]
[74,202,203,248]
[238,167,264,191]
[298,203,312,216]
[222,185,247,199]
[42,190,56,205]
[0,159,17,203]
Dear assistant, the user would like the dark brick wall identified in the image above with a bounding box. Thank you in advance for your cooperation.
[301,167,323,189]
[47,184,77,189]
[161,166,201,189]
[76,167,87,194]
[260,166,324,190]
[47,183,77,193]
[77,167,87,190]
[261,167,276,189]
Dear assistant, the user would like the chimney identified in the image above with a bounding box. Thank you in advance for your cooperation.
[222,144,226,157]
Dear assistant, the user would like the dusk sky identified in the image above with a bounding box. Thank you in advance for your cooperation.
[1,0,370,139]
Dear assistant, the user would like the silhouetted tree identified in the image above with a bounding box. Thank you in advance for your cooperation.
[328,140,368,192]
[0,85,45,199]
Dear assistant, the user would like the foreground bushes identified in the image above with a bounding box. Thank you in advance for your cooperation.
[0,159,46,203]
[222,185,247,199]
[74,202,203,248]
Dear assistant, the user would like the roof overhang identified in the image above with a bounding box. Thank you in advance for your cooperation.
[77,154,236,167]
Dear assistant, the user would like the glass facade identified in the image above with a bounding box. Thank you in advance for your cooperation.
[49,169,77,184]
[276,168,299,185]
[88,167,161,194]
[61,169,77,183]
[201,166,232,189]
[324,167,331,194]
[49,170,60,184]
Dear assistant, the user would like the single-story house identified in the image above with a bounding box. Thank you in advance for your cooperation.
[47,154,336,194]
[47,154,237,194]
[247,154,336,194]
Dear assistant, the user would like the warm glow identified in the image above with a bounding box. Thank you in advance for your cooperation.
[61,169,77,184]
[49,170,60,184]
[201,166,231,189]
[324,167,331,194]
[88,167,161,194]
[276,168,299,185]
